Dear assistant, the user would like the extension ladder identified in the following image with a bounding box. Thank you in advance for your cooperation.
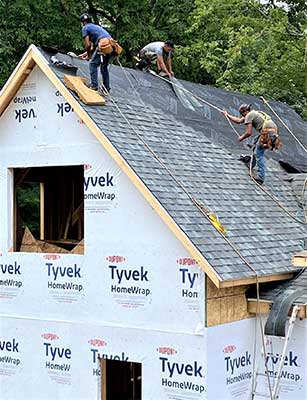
[250,305,300,400]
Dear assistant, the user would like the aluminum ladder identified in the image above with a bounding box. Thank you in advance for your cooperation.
[250,305,300,400]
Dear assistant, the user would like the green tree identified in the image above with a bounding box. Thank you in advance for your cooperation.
[0,0,306,120]
[176,0,307,118]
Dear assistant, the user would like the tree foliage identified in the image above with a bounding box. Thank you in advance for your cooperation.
[0,0,306,119]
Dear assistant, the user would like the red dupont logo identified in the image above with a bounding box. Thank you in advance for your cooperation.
[43,254,60,260]
[106,255,126,263]
[156,347,177,355]
[223,345,236,354]
[176,258,197,266]
[88,339,107,347]
[41,333,59,341]
[84,164,92,170]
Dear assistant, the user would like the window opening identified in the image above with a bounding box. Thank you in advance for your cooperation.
[13,165,84,254]
[100,359,142,400]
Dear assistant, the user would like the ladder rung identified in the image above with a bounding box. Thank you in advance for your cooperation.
[252,391,271,398]
[256,372,276,378]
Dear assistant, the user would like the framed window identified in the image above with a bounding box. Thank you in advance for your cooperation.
[100,358,142,400]
[13,165,84,254]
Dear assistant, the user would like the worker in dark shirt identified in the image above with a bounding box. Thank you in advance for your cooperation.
[222,104,281,184]
[79,13,112,93]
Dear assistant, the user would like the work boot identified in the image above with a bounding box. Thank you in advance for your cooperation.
[86,83,98,91]
[252,176,264,185]
[239,154,256,170]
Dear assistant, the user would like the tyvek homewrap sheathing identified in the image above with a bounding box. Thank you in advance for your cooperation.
[0,66,204,334]
[0,58,306,400]
[0,316,257,400]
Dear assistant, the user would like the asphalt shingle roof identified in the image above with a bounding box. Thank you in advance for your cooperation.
[42,49,307,284]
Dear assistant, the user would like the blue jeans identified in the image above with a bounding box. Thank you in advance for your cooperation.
[89,49,111,91]
[255,144,266,181]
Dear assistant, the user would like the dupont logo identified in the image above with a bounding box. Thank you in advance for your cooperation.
[156,347,177,355]
[41,333,59,341]
[106,255,126,263]
[43,254,61,261]
[223,345,236,354]
[88,339,107,347]
[84,164,92,170]
[176,258,197,266]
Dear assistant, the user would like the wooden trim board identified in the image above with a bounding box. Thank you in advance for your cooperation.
[247,299,307,319]
[292,251,307,267]
[0,45,299,289]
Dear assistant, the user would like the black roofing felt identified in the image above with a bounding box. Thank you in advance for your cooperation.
[40,49,307,284]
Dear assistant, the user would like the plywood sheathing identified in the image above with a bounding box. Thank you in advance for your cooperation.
[247,299,307,319]
[292,250,307,267]
[20,227,79,254]
[20,227,43,253]
[206,278,252,326]
[64,75,105,105]
[37,240,70,254]
[71,239,84,254]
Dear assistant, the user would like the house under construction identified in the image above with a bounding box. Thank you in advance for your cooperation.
[0,45,307,400]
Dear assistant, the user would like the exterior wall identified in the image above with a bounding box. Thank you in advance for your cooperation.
[206,279,252,326]
[1,65,305,400]
[0,316,207,400]
[0,66,205,335]
[0,66,207,399]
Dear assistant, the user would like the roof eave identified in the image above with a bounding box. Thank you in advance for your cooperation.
[0,45,225,288]
[0,45,299,290]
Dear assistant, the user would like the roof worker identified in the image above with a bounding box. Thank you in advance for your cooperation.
[136,40,175,78]
[222,104,282,185]
[79,13,114,93]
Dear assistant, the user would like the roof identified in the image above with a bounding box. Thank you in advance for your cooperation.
[1,45,306,289]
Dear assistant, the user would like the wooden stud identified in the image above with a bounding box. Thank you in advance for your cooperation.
[40,183,45,241]
[100,358,107,400]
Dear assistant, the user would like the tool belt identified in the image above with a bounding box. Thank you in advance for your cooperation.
[259,126,283,150]
[98,38,123,56]
[139,50,158,62]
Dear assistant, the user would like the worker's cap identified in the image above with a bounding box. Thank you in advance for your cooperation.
[238,103,252,115]
[80,13,91,23]
[164,40,175,49]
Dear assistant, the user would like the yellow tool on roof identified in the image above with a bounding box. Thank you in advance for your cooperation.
[207,212,227,235]
[193,197,227,235]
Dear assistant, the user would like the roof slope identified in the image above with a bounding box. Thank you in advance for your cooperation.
[1,46,306,288]
[42,50,307,284]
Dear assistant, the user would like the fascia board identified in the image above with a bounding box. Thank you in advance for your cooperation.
[0,45,36,116]
[1,45,295,290]
[0,45,223,288]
